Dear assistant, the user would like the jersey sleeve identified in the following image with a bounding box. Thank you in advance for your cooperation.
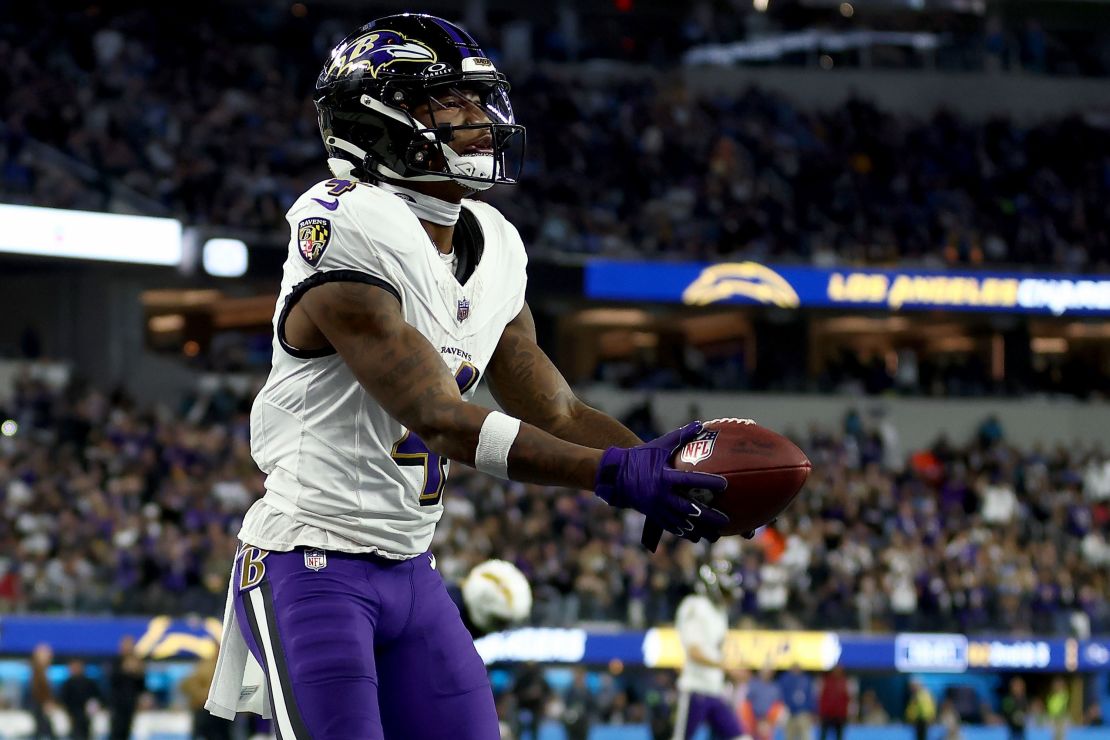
[276,184,416,359]
[287,188,407,298]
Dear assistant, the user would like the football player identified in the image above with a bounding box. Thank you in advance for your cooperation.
[672,561,746,740]
[205,14,730,740]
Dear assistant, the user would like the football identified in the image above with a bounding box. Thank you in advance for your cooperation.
[672,418,811,536]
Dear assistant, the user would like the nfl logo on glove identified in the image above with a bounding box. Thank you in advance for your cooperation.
[680,431,719,465]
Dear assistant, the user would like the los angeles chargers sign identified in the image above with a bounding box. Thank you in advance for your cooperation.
[586,260,1110,316]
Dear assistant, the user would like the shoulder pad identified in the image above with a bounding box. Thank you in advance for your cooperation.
[459,198,504,223]
[287,180,425,259]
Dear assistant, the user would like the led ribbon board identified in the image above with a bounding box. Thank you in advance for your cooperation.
[0,203,182,266]
[1,616,1107,672]
[585,260,1110,316]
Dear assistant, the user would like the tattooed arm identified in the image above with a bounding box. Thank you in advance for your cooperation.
[295,282,603,488]
[486,304,642,449]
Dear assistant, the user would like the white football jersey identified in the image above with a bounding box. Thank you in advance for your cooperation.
[240,178,528,559]
[675,594,729,696]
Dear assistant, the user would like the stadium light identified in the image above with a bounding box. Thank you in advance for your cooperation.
[202,238,249,278]
[0,203,182,265]
[1,420,17,437]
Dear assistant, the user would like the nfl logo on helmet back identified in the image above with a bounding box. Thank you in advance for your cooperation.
[457,298,470,322]
[303,549,328,571]
[679,430,719,465]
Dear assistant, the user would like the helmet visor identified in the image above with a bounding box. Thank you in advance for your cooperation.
[412,83,525,186]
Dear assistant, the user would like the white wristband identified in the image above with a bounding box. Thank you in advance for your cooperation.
[475,411,521,479]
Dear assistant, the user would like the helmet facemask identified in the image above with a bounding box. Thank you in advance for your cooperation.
[409,84,524,191]
[696,560,742,604]
[325,81,524,191]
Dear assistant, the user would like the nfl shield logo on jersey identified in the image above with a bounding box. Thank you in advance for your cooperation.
[303,549,328,571]
[457,298,470,322]
[679,430,719,465]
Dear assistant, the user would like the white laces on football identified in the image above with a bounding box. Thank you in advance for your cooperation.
[378,182,462,226]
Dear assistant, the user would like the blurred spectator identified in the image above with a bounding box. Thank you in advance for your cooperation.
[58,660,100,740]
[858,689,889,725]
[513,662,549,740]
[979,472,1019,525]
[496,694,517,740]
[977,416,1004,448]
[561,667,594,740]
[0,554,22,612]
[180,654,231,740]
[984,16,1012,71]
[618,400,659,443]
[1046,677,1069,740]
[1027,697,1049,731]
[778,665,815,740]
[1001,676,1029,740]
[817,667,850,740]
[741,667,784,739]
[1084,453,1110,501]
[28,643,56,740]
[756,560,788,626]
[938,697,963,739]
[108,636,145,740]
[905,680,937,740]
[854,574,888,632]
[1021,20,1048,73]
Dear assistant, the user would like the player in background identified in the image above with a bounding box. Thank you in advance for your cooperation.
[205,14,730,740]
[457,559,533,636]
[672,561,747,740]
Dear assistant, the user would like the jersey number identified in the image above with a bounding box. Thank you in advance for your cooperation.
[391,362,480,506]
[324,178,356,196]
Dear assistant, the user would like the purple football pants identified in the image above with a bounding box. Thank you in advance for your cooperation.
[233,545,499,740]
[673,691,744,740]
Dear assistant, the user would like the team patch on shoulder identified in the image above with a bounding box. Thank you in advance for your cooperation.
[298,217,332,267]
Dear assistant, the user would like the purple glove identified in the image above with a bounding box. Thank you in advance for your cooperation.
[595,422,729,552]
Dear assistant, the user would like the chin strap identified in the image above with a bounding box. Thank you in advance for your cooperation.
[326,132,491,197]
[377,182,462,226]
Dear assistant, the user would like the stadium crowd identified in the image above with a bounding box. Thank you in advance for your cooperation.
[2,369,1108,640]
[2,6,1109,271]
